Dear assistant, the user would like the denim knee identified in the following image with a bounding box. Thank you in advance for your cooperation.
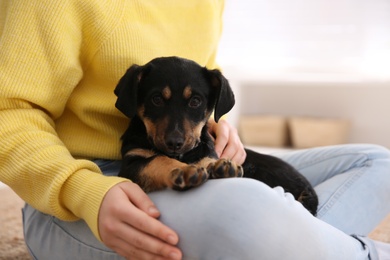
[23,204,123,260]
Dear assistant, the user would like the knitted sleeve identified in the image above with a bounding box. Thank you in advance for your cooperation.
[0,0,128,240]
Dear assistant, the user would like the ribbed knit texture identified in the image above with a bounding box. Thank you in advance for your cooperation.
[0,0,224,240]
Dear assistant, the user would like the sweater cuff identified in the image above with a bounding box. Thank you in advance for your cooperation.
[61,168,130,241]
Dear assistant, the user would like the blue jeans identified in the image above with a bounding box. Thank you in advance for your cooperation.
[23,144,390,259]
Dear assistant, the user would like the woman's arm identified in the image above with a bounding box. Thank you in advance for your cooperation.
[0,0,125,239]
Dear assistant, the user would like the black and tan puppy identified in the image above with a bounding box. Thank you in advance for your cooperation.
[114,56,318,215]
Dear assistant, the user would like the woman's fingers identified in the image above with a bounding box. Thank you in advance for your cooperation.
[209,119,246,165]
[99,182,182,259]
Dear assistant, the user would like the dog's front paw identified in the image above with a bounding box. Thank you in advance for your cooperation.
[207,159,243,179]
[170,165,209,191]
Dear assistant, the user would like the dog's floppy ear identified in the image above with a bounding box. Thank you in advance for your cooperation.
[205,69,235,122]
[114,64,143,118]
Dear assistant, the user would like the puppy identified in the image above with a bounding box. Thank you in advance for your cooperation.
[114,56,318,215]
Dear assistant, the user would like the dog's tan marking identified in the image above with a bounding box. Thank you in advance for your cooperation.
[137,105,145,118]
[138,105,160,143]
[139,156,187,191]
[137,70,144,82]
[193,120,205,139]
[154,116,170,149]
[141,114,172,152]
[142,117,156,138]
[182,118,205,150]
[196,157,218,168]
[185,117,207,140]
[183,85,192,99]
[138,105,159,140]
[204,110,212,121]
[162,86,172,100]
[125,148,156,158]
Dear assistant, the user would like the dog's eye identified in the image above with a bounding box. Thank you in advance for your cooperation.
[152,95,164,107]
[189,96,202,108]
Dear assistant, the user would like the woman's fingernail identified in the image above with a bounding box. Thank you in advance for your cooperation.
[167,234,178,245]
[168,251,181,260]
[148,206,159,215]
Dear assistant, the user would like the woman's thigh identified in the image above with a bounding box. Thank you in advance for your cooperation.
[148,178,376,260]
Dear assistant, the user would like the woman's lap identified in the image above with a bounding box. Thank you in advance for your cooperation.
[148,178,375,259]
[23,144,390,259]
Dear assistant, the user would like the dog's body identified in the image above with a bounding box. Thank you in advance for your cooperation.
[115,56,318,215]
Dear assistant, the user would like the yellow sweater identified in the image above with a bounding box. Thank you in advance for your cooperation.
[0,0,224,240]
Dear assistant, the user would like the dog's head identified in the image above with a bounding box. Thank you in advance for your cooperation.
[114,56,235,156]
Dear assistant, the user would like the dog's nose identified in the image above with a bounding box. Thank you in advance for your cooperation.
[166,136,184,152]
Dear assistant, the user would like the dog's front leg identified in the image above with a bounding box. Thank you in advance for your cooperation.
[118,149,209,192]
[196,157,244,179]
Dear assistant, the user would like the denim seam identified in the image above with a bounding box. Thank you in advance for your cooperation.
[22,207,38,260]
[51,217,117,254]
[24,242,38,260]
[294,152,371,172]
[316,160,371,218]
[351,235,379,260]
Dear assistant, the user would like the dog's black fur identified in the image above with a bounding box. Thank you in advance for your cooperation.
[114,56,318,215]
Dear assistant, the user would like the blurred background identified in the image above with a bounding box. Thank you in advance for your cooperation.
[216,0,390,149]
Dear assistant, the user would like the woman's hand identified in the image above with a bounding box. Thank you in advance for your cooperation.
[99,182,182,260]
[208,119,246,165]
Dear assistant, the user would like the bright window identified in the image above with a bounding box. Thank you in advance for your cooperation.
[218,0,390,80]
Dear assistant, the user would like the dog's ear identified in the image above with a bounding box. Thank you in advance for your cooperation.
[205,69,235,122]
[114,64,143,118]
